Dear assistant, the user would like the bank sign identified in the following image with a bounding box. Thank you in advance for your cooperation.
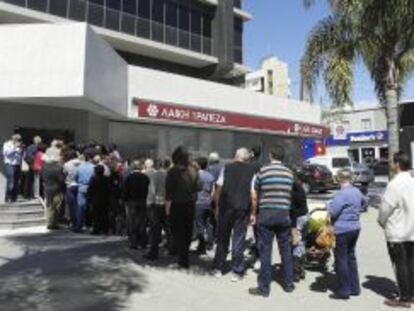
[136,99,328,137]
[326,130,388,146]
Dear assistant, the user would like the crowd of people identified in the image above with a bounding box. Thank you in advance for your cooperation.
[2,133,414,307]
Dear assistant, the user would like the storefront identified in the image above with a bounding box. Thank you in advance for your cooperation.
[326,130,388,163]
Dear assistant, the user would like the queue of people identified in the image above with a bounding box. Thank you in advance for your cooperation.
[3,132,414,308]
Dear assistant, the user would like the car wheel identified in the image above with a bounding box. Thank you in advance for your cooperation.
[302,183,311,194]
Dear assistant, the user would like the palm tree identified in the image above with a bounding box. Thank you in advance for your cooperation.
[301,0,414,173]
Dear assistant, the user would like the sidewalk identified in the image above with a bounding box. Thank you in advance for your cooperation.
[0,208,396,311]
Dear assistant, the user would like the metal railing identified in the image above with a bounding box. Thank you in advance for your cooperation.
[2,0,213,56]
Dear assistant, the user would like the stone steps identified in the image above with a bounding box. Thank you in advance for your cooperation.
[0,199,46,229]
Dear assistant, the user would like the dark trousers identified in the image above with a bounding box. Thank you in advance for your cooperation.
[45,191,63,228]
[195,208,214,248]
[257,209,293,293]
[213,208,249,274]
[148,204,171,256]
[92,203,109,234]
[23,168,34,199]
[65,186,78,229]
[387,242,414,301]
[125,200,147,249]
[5,164,20,202]
[170,202,195,268]
[334,230,361,297]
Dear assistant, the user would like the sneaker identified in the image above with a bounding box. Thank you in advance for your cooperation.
[248,287,269,298]
[213,270,223,278]
[231,273,243,282]
[253,260,261,270]
[384,299,411,308]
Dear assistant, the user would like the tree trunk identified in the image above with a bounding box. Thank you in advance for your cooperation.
[385,87,399,178]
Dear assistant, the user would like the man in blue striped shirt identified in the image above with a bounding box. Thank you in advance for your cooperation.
[249,146,294,297]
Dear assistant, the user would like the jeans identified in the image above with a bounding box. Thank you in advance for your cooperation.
[5,164,20,202]
[213,208,249,274]
[65,186,78,229]
[334,230,361,297]
[76,191,88,231]
[33,172,41,198]
[170,202,195,268]
[257,209,293,293]
[195,208,214,246]
[147,204,171,256]
[292,215,308,259]
[23,168,34,199]
[387,242,414,301]
[125,200,148,249]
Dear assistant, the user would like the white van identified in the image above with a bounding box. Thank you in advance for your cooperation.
[305,155,352,178]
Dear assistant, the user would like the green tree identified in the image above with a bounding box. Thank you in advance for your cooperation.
[301,0,414,173]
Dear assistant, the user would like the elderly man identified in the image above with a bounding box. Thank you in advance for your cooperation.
[213,148,255,281]
[378,152,414,308]
[3,134,23,203]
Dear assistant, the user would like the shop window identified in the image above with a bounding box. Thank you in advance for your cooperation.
[349,149,360,163]
[361,118,372,130]
[362,148,375,161]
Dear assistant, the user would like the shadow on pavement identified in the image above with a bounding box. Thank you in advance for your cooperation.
[309,271,336,293]
[0,231,147,311]
[362,275,397,299]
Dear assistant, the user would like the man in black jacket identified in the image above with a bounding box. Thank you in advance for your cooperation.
[123,160,150,250]
[213,148,255,281]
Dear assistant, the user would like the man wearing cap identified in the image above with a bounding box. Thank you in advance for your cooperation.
[2,134,23,203]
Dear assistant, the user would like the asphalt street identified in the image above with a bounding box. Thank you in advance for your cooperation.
[0,185,398,311]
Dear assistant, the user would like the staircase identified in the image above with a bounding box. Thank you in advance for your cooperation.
[0,199,46,229]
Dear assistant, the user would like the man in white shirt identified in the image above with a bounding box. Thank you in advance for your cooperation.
[2,134,23,203]
[378,151,414,308]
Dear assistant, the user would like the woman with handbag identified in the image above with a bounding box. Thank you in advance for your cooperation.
[327,168,366,300]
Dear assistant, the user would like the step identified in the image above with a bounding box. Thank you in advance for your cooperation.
[0,201,44,211]
[0,209,45,221]
[0,218,46,230]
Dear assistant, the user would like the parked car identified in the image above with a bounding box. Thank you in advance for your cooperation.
[295,163,335,194]
[352,162,375,185]
[306,155,352,179]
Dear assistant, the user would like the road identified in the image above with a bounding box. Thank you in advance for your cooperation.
[0,186,397,311]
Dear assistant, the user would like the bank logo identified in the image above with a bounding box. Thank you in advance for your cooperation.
[147,104,159,118]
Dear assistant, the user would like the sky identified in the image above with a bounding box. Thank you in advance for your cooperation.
[242,0,414,107]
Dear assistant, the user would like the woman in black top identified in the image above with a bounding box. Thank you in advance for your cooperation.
[166,146,200,269]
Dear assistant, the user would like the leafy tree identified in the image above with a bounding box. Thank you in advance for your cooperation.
[301,0,414,172]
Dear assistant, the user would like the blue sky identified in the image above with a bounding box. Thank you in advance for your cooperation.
[243,0,414,107]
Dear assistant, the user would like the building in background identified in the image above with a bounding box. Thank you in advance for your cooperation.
[245,56,290,98]
[323,105,388,163]
[400,99,414,169]
[0,1,327,202]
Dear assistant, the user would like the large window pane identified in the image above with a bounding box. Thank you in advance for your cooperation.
[69,0,86,22]
[49,0,68,18]
[106,0,121,10]
[152,20,164,42]
[137,17,150,38]
[202,14,212,37]
[89,0,104,5]
[122,0,137,15]
[191,10,201,35]
[203,37,212,55]
[152,0,164,23]
[138,0,150,18]
[105,7,120,31]
[27,0,47,12]
[178,29,189,49]
[190,33,201,52]
[4,0,26,7]
[166,26,178,45]
[178,5,189,31]
[121,13,136,35]
[87,2,104,26]
[166,1,177,27]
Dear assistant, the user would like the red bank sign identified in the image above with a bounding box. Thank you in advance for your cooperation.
[136,99,328,137]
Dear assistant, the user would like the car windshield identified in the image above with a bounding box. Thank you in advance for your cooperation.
[332,158,351,168]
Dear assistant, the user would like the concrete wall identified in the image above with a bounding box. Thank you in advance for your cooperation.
[128,66,321,124]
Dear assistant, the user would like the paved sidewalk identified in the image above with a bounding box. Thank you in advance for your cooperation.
[0,209,397,311]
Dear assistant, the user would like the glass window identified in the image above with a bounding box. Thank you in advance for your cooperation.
[166,1,177,27]
[105,6,120,31]
[138,0,150,19]
[122,0,137,15]
[152,0,164,23]
[202,14,212,37]
[106,0,121,10]
[121,12,136,35]
[5,0,26,6]
[28,0,48,12]
[178,5,189,31]
[69,0,86,22]
[87,2,104,26]
[89,0,104,5]
[361,118,372,130]
[49,0,68,17]
[137,17,150,38]
[191,10,201,35]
